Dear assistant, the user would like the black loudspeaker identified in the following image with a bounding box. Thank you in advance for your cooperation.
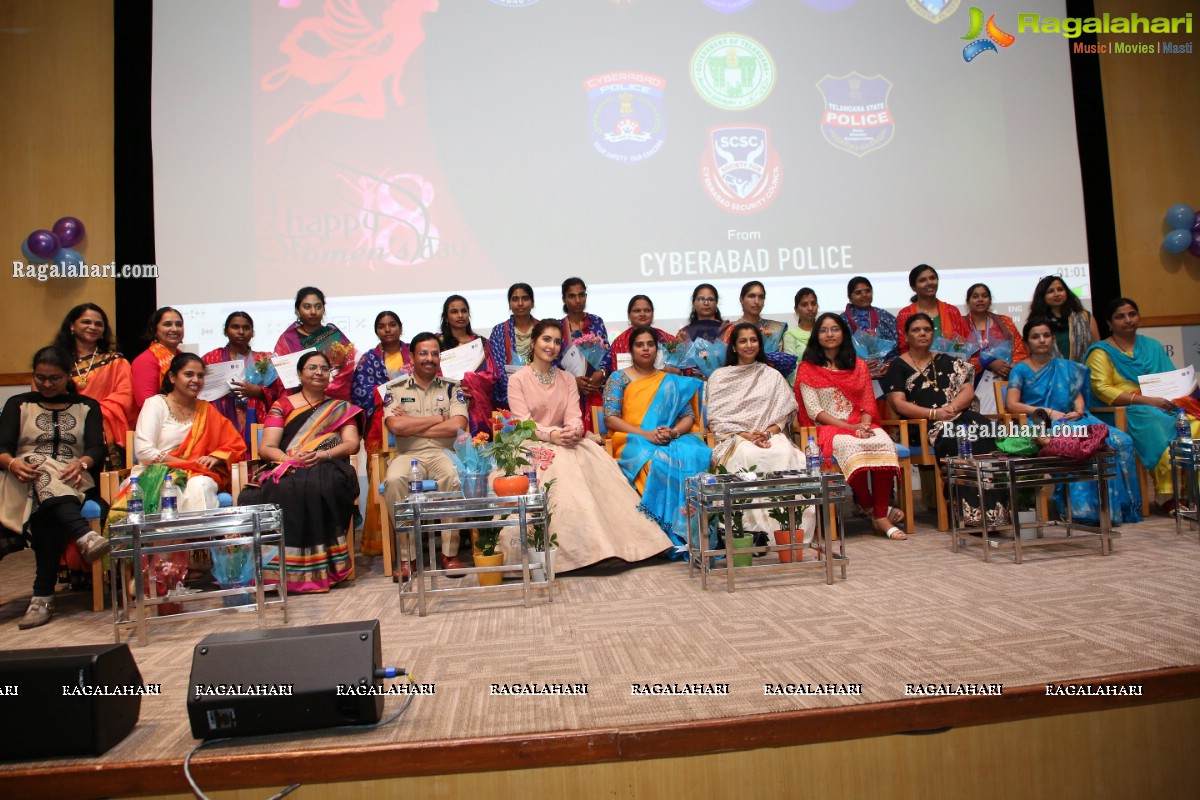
[0,643,143,759]
[187,620,384,739]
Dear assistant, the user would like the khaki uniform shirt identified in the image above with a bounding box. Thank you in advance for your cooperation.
[382,374,468,453]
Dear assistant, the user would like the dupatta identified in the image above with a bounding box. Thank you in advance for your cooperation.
[73,352,135,450]
[1085,337,1179,468]
[706,363,796,465]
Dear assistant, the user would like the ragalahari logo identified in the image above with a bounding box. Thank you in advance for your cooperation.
[961,7,1015,62]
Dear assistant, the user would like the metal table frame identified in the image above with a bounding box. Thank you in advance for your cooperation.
[685,471,848,591]
[107,504,287,645]
[1169,439,1198,540]
[392,491,552,616]
[947,454,1118,563]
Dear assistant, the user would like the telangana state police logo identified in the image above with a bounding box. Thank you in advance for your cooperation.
[816,73,894,157]
[691,34,775,110]
[700,125,782,214]
[906,0,961,24]
[585,72,667,163]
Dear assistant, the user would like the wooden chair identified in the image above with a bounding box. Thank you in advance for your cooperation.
[367,416,397,577]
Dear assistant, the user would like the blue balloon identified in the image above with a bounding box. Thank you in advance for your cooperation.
[57,247,85,269]
[1164,228,1192,254]
[20,239,42,263]
[1165,203,1195,230]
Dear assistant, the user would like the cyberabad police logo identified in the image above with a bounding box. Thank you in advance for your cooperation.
[691,34,776,111]
[585,72,667,163]
[700,125,782,215]
[906,0,961,24]
[816,72,894,157]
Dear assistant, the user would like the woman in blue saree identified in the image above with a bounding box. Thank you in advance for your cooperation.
[603,327,711,556]
[1006,317,1142,525]
[487,282,538,410]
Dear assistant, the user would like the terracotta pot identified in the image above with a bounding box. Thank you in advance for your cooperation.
[773,530,804,563]
[474,552,505,586]
[492,475,530,496]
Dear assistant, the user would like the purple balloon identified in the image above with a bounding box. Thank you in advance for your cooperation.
[52,216,85,248]
[1190,231,1200,259]
[26,230,60,260]
[1193,211,1200,233]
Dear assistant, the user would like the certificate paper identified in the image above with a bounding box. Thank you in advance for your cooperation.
[199,360,246,401]
[1139,365,1197,400]
[271,348,316,390]
[439,338,485,382]
[560,343,587,377]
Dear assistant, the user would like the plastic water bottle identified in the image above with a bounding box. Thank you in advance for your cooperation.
[957,425,972,459]
[409,459,425,503]
[160,474,179,520]
[1177,408,1192,443]
[805,436,820,475]
[127,476,144,524]
[525,468,539,498]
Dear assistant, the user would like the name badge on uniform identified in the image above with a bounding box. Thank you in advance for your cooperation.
[400,397,416,403]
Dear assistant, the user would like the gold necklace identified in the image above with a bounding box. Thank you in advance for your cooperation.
[75,348,99,389]
[167,396,195,423]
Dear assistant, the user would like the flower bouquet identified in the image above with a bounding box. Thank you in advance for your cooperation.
[243,353,278,389]
[852,330,896,365]
[684,337,726,378]
[212,542,256,606]
[966,330,1013,369]
[574,332,610,372]
[931,334,979,360]
[448,430,495,497]
[661,335,690,370]
[324,339,355,370]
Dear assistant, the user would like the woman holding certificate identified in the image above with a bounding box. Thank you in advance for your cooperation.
[201,312,275,442]
[438,295,498,436]
[1086,298,1199,514]
[274,287,358,401]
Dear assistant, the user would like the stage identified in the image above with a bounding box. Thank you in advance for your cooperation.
[1,513,1199,799]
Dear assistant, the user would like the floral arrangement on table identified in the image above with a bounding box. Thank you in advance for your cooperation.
[574,332,610,371]
[966,330,1013,369]
[851,330,897,367]
[244,353,279,388]
[931,334,979,360]
[684,337,726,378]
[488,410,538,476]
[448,430,496,486]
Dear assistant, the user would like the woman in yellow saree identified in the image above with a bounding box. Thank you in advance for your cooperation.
[603,328,711,557]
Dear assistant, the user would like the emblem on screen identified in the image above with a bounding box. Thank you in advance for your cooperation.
[702,0,756,12]
[691,34,775,111]
[960,7,1016,62]
[906,0,961,25]
[585,72,667,163]
[700,125,782,215]
[816,72,894,158]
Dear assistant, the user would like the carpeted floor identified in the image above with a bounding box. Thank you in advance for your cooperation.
[1,513,1198,771]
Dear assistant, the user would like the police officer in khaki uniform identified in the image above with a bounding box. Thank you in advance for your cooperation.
[383,332,468,577]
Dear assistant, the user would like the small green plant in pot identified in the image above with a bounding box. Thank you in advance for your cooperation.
[713,464,756,566]
[768,497,804,563]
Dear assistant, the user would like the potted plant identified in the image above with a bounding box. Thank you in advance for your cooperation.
[713,464,756,566]
[473,527,504,586]
[768,500,805,563]
[525,479,558,582]
[487,412,538,495]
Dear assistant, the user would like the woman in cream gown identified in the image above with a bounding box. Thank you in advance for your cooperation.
[506,319,672,571]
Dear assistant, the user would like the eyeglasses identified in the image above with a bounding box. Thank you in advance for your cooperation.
[695,296,717,303]
[303,365,332,374]
[33,374,67,384]
[817,328,841,335]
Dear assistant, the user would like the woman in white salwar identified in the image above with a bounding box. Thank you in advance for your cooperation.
[706,323,816,541]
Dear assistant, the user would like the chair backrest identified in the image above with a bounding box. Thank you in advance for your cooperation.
[249,424,264,461]
[994,380,1009,415]
[591,405,608,437]
[124,430,137,468]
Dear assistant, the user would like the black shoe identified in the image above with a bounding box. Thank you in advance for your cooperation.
[752,531,770,557]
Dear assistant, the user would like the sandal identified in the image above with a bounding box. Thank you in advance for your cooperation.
[887,507,905,526]
[873,518,906,539]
